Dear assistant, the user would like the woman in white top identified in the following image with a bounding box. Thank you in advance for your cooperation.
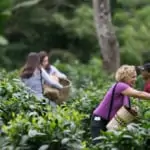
[38,51,67,79]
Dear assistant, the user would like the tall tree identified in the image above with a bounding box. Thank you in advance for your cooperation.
[0,0,12,46]
[92,0,120,73]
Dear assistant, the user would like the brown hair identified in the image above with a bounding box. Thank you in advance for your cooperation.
[38,51,50,72]
[20,52,40,78]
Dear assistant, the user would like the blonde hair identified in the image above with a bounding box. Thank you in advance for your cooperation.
[115,65,136,82]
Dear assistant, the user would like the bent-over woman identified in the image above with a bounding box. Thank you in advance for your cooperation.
[91,65,150,144]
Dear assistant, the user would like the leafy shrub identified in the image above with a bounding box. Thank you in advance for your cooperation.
[0,70,86,150]
[0,62,150,150]
[92,122,150,150]
[1,107,85,150]
[0,76,48,125]
[54,58,113,89]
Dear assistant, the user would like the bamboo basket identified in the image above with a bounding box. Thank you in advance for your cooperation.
[106,106,138,130]
[44,78,71,105]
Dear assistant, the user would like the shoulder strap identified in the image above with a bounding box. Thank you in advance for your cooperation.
[107,83,118,120]
[40,68,44,94]
[128,97,131,108]
[107,83,131,120]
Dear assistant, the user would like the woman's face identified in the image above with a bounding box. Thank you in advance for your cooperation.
[42,56,49,68]
[141,70,149,80]
[125,71,137,87]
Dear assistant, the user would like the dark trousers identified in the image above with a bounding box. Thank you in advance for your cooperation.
[90,114,108,145]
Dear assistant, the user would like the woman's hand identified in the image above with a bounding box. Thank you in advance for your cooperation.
[50,75,59,82]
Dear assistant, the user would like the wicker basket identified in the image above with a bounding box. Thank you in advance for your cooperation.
[44,78,71,105]
[106,106,138,130]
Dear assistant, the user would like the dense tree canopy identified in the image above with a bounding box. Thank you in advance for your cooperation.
[0,0,150,70]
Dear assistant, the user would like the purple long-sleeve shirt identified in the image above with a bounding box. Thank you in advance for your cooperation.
[93,82,130,120]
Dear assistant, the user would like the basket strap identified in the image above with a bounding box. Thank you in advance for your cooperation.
[107,83,118,120]
[123,96,131,109]
[40,68,44,94]
[107,83,132,120]
[128,97,131,109]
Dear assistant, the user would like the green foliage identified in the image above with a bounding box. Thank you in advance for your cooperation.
[0,0,11,45]
[12,0,42,10]
[54,57,113,88]
[0,0,150,69]
[53,4,94,38]
[0,61,150,149]
[0,71,48,124]
[114,0,150,64]
[0,0,97,69]
[0,69,86,149]
[92,122,150,150]
[0,0,150,147]
[2,107,85,150]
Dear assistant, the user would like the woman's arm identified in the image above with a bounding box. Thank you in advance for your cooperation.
[122,87,150,100]
[51,65,67,79]
[41,68,63,89]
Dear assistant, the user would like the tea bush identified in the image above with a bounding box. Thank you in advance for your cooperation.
[0,76,47,124]
[91,121,150,150]
[0,69,86,149]
[0,60,150,149]
[2,107,85,150]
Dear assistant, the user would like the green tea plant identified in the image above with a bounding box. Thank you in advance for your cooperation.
[91,122,150,150]
[0,61,150,150]
[0,76,48,125]
[2,107,85,150]
[0,70,86,150]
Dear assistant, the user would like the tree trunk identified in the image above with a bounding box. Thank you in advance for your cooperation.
[92,0,120,73]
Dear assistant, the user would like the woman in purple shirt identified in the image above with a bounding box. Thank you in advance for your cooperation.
[91,65,150,144]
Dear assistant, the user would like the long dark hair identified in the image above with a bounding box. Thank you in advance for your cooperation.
[39,51,50,72]
[20,52,40,78]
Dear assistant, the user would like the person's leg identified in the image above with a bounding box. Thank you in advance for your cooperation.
[91,115,108,145]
